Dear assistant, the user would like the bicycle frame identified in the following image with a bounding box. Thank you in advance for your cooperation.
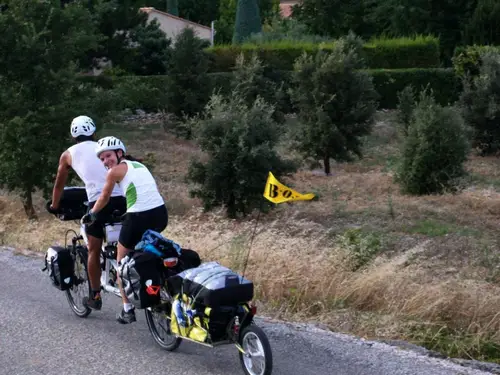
[79,220,123,299]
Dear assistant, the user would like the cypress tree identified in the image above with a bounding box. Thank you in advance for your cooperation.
[232,0,262,44]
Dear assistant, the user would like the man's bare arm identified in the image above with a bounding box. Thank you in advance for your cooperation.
[51,151,72,209]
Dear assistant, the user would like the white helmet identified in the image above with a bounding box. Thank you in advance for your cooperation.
[95,136,126,157]
[70,115,96,138]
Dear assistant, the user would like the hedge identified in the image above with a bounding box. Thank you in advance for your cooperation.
[368,68,461,109]
[452,44,500,77]
[84,67,460,112]
[205,36,441,72]
[208,68,460,110]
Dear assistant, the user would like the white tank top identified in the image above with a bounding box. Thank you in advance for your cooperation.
[67,141,123,202]
[118,159,164,213]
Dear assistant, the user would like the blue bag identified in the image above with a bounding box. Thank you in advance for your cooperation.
[135,230,182,259]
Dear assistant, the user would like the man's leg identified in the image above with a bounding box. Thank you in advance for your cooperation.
[87,234,103,295]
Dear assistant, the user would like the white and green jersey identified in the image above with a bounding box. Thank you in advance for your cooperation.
[118,160,164,213]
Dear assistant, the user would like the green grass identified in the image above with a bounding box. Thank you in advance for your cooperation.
[405,219,481,238]
[366,34,439,47]
[406,323,500,364]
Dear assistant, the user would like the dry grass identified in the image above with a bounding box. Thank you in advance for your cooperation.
[3,110,500,362]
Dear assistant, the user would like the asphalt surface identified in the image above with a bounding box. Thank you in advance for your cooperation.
[0,247,497,375]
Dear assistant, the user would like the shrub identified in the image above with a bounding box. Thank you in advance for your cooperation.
[395,88,470,195]
[289,40,379,175]
[459,50,500,155]
[338,228,383,272]
[452,45,500,77]
[186,92,297,218]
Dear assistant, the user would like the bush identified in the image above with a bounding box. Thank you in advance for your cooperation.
[395,88,470,195]
[186,92,297,218]
[369,68,461,109]
[289,41,379,175]
[452,45,500,77]
[459,50,500,155]
[206,35,440,72]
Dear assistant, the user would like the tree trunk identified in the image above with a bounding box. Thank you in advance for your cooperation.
[323,154,331,176]
[22,189,37,220]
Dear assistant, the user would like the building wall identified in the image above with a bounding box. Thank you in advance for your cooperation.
[142,8,212,43]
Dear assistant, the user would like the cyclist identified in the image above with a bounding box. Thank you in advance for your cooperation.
[82,136,168,324]
[48,116,126,311]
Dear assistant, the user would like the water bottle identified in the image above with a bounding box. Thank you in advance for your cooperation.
[172,299,186,327]
[185,307,196,325]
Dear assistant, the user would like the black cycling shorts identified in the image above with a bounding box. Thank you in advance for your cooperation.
[119,204,169,250]
[86,196,127,239]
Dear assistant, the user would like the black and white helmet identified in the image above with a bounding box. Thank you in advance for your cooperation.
[95,136,126,157]
[70,115,96,138]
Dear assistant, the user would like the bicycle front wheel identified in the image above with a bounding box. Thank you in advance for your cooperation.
[65,247,92,318]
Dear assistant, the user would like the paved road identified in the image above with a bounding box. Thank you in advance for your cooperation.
[0,247,497,375]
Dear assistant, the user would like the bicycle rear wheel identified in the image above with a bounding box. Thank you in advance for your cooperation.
[65,247,92,318]
[145,288,182,351]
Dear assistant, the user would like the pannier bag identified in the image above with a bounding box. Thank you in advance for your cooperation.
[178,248,201,269]
[43,246,75,291]
[118,251,164,309]
[169,294,246,343]
[167,261,254,308]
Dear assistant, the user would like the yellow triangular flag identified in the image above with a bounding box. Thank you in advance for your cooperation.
[263,172,315,204]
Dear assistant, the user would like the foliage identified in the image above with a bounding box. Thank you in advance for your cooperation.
[0,0,107,218]
[186,89,297,218]
[291,0,374,40]
[166,27,211,119]
[233,0,262,44]
[288,39,379,175]
[177,0,220,27]
[87,0,171,75]
[120,18,172,75]
[395,88,470,195]
[459,50,500,156]
[464,0,500,47]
